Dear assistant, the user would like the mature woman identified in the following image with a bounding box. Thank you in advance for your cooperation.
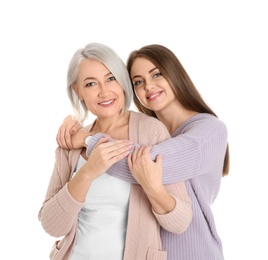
[57,44,229,260]
[38,43,192,260]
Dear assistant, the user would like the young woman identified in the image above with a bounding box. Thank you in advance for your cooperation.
[57,44,229,260]
[38,43,192,260]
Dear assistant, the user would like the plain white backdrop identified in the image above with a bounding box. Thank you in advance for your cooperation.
[1,1,267,259]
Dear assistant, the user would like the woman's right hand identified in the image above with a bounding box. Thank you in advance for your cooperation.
[56,115,83,149]
[68,135,133,202]
[83,135,133,178]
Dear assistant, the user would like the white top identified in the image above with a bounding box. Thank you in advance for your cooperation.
[70,155,131,260]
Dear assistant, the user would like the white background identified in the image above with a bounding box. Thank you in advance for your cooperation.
[1,1,267,259]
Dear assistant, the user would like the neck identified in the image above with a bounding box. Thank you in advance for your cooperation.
[92,111,130,139]
[156,106,198,134]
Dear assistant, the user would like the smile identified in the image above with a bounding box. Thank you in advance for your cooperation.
[98,99,115,106]
[146,91,162,100]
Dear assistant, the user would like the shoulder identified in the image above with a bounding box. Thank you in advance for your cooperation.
[183,113,227,135]
[201,114,228,136]
[178,114,228,150]
[130,110,166,128]
[129,110,170,145]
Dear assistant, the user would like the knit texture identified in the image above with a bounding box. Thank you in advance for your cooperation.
[86,113,228,260]
[39,111,192,260]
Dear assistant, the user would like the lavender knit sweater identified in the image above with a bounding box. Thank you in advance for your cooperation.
[87,113,228,260]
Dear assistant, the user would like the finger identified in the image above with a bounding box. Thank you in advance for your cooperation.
[137,146,153,163]
[109,147,132,164]
[108,142,133,159]
[131,147,139,162]
[96,139,133,150]
[56,115,79,150]
[65,129,74,150]
[69,121,82,135]
[127,153,133,169]
[61,115,79,148]
[141,145,152,156]
[95,135,111,146]
[91,139,133,158]
[155,154,163,164]
[135,145,146,159]
[56,127,69,149]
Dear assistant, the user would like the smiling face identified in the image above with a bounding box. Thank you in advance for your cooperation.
[72,59,125,119]
[130,57,178,113]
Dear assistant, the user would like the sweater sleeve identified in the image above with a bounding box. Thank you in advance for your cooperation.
[152,182,192,234]
[86,115,228,184]
[38,147,83,237]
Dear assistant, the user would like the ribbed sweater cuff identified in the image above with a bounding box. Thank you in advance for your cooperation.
[57,184,84,215]
[86,133,106,157]
[152,195,192,234]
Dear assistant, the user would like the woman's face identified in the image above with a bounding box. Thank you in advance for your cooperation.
[130,57,177,113]
[73,59,125,118]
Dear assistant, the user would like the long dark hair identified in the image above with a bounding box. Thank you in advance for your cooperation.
[127,44,229,176]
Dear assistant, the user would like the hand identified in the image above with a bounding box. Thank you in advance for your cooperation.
[82,135,134,179]
[68,135,133,202]
[56,115,82,149]
[128,146,163,196]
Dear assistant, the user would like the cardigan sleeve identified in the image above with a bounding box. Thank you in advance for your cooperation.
[38,147,83,237]
[86,116,228,184]
[152,182,192,234]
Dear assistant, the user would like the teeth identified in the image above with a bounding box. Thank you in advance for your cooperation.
[100,100,113,105]
[148,93,158,99]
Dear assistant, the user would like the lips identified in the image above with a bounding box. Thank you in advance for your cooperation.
[98,99,115,106]
[146,91,162,100]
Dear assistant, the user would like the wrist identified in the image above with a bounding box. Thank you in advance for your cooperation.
[84,133,95,148]
[84,135,90,148]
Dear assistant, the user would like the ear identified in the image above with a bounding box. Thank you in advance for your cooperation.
[72,83,84,101]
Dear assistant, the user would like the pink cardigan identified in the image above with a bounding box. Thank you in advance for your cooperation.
[38,111,192,260]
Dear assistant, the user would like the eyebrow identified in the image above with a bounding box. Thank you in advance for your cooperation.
[132,67,158,79]
[149,67,158,73]
[83,72,113,82]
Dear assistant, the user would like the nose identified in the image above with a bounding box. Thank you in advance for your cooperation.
[144,79,155,92]
[98,82,109,97]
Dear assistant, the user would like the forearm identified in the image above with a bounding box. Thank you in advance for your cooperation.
[87,133,201,184]
[145,186,176,214]
[67,169,94,202]
[152,182,193,234]
[73,127,92,149]
[38,184,83,237]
